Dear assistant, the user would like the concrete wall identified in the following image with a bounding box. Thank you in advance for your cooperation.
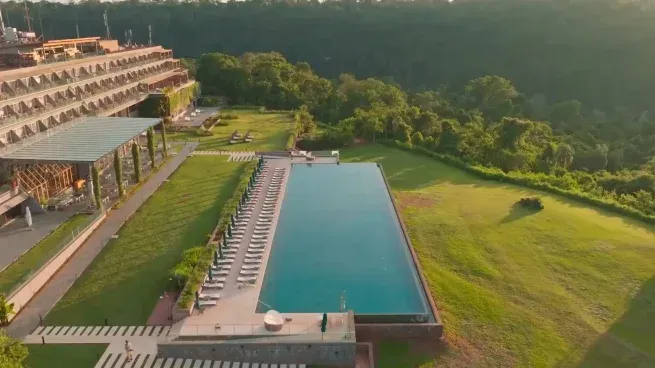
[158,341,356,366]
[6,212,106,322]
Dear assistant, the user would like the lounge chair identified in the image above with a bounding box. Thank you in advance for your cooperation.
[217,259,233,265]
[249,243,265,248]
[253,231,270,235]
[248,249,265,254]
[237,277,257,284]
[259,216,274,220]
[252,234,268,239]
[251,239,267,244]
[224,249,237,254]
[245,253,263,259]
[198,300,218,307]
[242,265,259,270]
[215,270,230,276]
[211,265,230,271]
[240,270,259,276]
[244,259,262,264]
[205,276,227,283]
[199,293,221,300]
[255,225,271,230]
[203,282,225,289]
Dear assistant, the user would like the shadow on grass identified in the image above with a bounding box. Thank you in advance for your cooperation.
[373,338,449,368]
[500,203,540,224]
[574,276,655,368]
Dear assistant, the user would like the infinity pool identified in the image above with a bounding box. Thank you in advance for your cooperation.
[258,163,429,317]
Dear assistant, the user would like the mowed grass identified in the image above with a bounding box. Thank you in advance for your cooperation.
[44,156,246,325]
[0,214,91,295]
[342,145,655,368]
[25,344,107,368]
[167,109,292,152]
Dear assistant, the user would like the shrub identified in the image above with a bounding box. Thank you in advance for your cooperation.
[517,197,544,210]
[196,128,213,137]
[216,120,229,127]
[218,114,239,120]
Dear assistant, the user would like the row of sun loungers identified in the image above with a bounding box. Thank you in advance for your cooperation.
[199,165,287,302]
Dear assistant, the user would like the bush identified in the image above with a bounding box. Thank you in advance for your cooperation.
[517,197,544,210]
[176,161,258,309]
[196,128,213,137]
[216,120,229,126]
[218,114,239,120]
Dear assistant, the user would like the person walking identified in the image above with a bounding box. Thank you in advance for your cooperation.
[125,340,133,362]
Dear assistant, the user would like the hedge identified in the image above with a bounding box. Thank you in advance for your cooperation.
[381,140,655,225]
[176,160,258,309]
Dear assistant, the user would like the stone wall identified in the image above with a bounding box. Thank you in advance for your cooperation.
[158,341,356,366]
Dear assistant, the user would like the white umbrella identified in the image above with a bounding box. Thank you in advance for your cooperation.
[25,206,32,228]
[87,178,94,207]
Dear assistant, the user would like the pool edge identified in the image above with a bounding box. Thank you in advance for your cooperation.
[375,163,444,339]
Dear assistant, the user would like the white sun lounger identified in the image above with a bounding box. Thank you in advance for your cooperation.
[203,282,225,289]
[237,277,257,284]
[255,225,271,230]
[224,249,237,254]
[258,219,273,224]
[251,239,267,244]
[205,276,227,283]
[240,270,259,276]
[211,264,230,271]
[215,270,229,276]
[251,234,268,239]
[199,293,221,300]
[242,265,260,270]
[249,243,265,249]
[253,231,270,236]
[245,253,263,259]
[248,249,266,254]
[260,211,274,215]
[259,216,274,220]
[217,259,233,264]
[244,259,262,264]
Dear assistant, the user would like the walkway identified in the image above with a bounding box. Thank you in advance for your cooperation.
[191,151,258,162]
[0,211,74,272]
[6,142,199,339]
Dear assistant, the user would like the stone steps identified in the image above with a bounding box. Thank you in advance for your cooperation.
[31,325,171,339]
[94,353,307,368]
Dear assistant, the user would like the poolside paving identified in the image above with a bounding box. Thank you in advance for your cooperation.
[175,156,352,342]
[6,142,199,339]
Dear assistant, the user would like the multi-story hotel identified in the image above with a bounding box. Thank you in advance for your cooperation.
[0,28,196,224]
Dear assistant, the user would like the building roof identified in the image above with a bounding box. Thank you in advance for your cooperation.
[2,117,160,164]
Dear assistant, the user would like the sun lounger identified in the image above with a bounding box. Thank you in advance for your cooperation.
[255,225,271,229]
[211,264,230,271]
[248,249,265,254]
[240,270,259,276]
[237,277,257,284]
[249,244,266,249]
[244,259,262,264]
[251,239,267,244]
[199,293,221,300]
[252,234,268,239]
[218,259,233,265]
[203,282,225,289]
[253,231,270,236]
[224,248,237,254]
[259,216,274,220]
[245,253,263,259]
[215,270,229,276]
[205,276,227,283]
[258,219,273,224]
[241,264,260,270]
[198,300,218,307]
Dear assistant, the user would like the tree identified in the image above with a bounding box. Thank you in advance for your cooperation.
[132,143,142,183]
[0,329,27,368]
[114,151,124,197]
[411,131,424,146]
[497,117,534,151]
[320,312,328,340]
[0,293,14,325]
[91,166,102,211]
[465,75,518,111]
[437,119,460,154]
[161,123,168,158]
[147,128,156,169]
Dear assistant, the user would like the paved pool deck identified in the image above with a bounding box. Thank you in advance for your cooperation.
[175,155,351,342]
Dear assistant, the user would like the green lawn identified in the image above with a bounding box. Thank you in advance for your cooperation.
[166,109,292,152]
[0,214,91,295]
[343,145,655,368]
[44,156,246,325]
[25,344,107,368]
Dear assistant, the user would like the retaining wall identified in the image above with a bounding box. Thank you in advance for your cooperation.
[158,341,356,366]
[7,212,107,322]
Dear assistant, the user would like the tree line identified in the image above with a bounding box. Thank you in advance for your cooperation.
[2,0,655,112]
[195,51,655,218]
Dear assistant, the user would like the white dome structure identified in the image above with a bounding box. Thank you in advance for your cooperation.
[264,310,284,332]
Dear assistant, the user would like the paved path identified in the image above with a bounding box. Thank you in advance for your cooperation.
[0,211,74,272]
[6,142,199,339]
[192,151,258,163]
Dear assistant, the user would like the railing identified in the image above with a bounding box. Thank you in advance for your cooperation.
[178,321,355,341]
[3,210,105,298]
[2,57,166,101]
[0,65,175,128]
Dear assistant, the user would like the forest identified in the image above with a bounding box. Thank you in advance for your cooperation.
[192,51,655,219]
[2,0,655,111]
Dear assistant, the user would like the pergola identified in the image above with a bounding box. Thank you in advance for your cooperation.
[1,116,161,203]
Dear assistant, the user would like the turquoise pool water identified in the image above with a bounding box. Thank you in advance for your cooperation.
[258,163,429,316]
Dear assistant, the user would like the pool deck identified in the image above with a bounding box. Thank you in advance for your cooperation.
[174,155,352,342]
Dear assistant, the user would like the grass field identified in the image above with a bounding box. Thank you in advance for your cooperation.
[343,145,655,368]
[0,214,91,295]
[167,109,293,152]
[25,344,107,368]
[44,156,246,325]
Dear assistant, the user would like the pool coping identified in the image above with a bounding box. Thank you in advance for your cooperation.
[375,163,444,336]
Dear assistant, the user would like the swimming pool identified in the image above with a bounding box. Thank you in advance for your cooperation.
[258,163,430,318]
